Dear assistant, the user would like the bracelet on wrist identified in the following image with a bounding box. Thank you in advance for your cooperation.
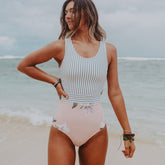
[123,133,135,143]
[53,78,61,88]
[123,130,132,133]
[123,133,135,138]
[123,137,135,141]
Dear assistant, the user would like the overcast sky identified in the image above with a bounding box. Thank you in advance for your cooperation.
[0,0,165,58]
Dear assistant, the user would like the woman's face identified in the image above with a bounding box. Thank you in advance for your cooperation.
[65,1,86,30]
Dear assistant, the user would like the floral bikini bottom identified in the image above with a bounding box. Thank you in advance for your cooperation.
[52,100,106,147]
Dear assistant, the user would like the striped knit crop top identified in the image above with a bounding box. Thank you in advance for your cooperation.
[59,37,108,105]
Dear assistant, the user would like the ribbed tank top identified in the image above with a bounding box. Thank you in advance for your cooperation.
[59,37,108,105]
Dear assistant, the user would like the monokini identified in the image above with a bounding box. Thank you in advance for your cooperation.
[52,37,108,147]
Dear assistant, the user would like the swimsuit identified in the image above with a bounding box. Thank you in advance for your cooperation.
[52,37,108,147]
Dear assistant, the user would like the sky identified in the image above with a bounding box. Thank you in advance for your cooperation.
[0,0,165,58]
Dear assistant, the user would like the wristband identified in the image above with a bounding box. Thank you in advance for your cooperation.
[53,78,61,88]
[123,130,132,133]
[123,133,135,143]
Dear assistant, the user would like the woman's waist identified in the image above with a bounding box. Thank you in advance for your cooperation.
[57,99,103,114]
[60,95,101,106]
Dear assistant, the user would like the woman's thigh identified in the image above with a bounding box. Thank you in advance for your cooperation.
[48,125,76,165]
[78,125,108,165]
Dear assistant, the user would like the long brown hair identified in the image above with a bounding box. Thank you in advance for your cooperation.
[58,0,106,41]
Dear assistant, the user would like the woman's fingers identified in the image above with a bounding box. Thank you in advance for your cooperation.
[129,142,135,157]
[124,140,130,157]
[56,84,69,99]
[61,90,69,99]
[123,140,135,158]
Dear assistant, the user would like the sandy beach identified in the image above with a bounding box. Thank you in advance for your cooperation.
[0,116,165,165]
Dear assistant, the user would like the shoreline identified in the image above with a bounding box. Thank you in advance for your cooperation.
[0,119,165,165]
[0,113,164,147]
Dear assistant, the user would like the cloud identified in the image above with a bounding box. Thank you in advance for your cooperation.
[0,36,16,48]
[0,0,164,57]
[94,0,165,13]
[1,1,62,39]
[100,10,165,29]
[98,9,165,57]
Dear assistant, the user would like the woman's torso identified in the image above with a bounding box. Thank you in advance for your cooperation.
[54,37,109,105]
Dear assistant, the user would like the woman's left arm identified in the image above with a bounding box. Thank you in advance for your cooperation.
[106,43,135,158]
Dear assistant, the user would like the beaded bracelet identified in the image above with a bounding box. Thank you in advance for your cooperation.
[123,133,135,143]
[123,133,135,137]
[53,78,61,88]
[123,137,135,142]
[123,130,132,133]
[117,132,135,150]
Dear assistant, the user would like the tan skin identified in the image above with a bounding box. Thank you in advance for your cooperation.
[17,1,135,164]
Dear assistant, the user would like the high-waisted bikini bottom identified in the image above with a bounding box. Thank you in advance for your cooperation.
[52,100,106,147]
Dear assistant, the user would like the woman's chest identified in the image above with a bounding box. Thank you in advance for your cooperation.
[60,57,108,82]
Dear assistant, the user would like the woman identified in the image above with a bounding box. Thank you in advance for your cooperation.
[17,0,135,164]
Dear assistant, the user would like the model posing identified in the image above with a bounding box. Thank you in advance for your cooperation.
[17,0,135,164]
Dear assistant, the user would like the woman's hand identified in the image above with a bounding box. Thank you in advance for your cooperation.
[122,140,135,158]
[55,82,69,100]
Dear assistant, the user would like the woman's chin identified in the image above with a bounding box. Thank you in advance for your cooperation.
[68,26,73,30]
[67,23,74,29]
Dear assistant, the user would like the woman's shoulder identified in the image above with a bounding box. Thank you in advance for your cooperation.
[105,42,117,54]
[47,39,65,59]
[41,39,65,62]
[50,39,65,51]
[105,42,117,64]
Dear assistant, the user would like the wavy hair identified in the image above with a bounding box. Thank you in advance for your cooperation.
[58,0,106,41]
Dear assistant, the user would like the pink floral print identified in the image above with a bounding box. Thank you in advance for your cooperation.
[52,119,70,133]
[72,102,94,115]
[80,105,94,115]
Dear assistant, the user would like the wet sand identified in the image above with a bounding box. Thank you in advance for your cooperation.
[0,117,165,165]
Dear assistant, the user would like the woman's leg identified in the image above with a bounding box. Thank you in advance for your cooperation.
[48,125,76,165]
[78,125,108,165]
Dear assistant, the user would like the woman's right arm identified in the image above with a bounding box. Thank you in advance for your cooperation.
[17,40,64,85]
[17,39,69,99]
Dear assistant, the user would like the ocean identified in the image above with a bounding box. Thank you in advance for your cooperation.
[0,56,165,147]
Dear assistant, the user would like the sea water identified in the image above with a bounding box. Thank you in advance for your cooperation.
[0,56,165,147]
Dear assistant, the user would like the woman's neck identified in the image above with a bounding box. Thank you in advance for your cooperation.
[72,26,94,43]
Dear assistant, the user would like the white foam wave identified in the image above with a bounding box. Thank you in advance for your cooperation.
[118,57,165,61]
[0,108,52,126]
[1,106,165,147]
[0,55,23,59]
[1,56,165,61]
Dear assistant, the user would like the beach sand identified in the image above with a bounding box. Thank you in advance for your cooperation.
[0,116,165,165]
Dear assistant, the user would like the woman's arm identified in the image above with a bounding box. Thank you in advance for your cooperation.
[106,43,131,133]
[17,39,69,100]
[17,40,64,85]
[106,43,135,158]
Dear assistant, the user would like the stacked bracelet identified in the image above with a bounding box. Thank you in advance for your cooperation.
[123,133,135,143]
[53,78,61,88]
[123,130,132,133]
